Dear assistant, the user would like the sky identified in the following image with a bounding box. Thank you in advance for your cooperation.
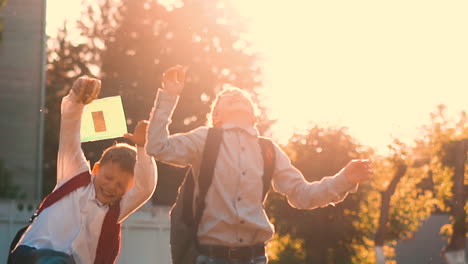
[46,0,468,153]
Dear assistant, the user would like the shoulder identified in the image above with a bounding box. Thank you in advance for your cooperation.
[193,126,210,134]
[182,126,209,139]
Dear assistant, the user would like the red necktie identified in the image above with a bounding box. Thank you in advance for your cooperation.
[34,171,122,264]
[94,200,121,264]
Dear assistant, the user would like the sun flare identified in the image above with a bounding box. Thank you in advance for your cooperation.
[46,0,468,153]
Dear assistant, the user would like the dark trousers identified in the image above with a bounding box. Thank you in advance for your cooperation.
[9,245,76,264]
[195,255,268,264]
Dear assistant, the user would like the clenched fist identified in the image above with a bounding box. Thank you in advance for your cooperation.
[123,120,149,147]
[344,159,372,185]
[161,65,187,96]
[71,76,101,104]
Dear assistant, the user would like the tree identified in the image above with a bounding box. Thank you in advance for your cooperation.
[266,125,370,263]
[442,139,467,264]
[42,24,97,195]
[350,105,466,264]
[265,128,435,264]
[75,0,265,205]
[370,140,438,264]
[416,105,467,263]
[267,234,306,264]
[373,155,407,264]
[0,0,7,42]
[43,0,267,204]
[350,139,437,264]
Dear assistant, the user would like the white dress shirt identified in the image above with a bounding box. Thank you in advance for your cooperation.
[18,93,157,264]
[146,89,358,247]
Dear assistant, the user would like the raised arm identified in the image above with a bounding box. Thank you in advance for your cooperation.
[146,65,206,167]
[56,77,101,188]
[271,143,371,210]
[118,121,157,222]
[118,146,157,222]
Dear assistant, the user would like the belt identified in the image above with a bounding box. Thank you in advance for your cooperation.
[198,244,265,261]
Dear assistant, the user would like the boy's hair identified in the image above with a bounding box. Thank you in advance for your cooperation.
[206,85,259,127]
[98,143,137,174]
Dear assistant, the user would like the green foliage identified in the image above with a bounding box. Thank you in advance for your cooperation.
[416,105,468,212]
[351,141,436,263]
[0,0,6,43]
[0,159,23,199]
[266,125,370,263]
[43,0,266,204]
[42,25,98,195]
[78,0,263,132]
[79,0,265,205]
[267,234,306,264]
[351,106,468,263]
[386,168,436,240]
[41,2,468,261]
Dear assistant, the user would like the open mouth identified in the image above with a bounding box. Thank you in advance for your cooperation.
[100,187,114,200]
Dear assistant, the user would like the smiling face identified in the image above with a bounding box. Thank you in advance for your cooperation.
[92,143,137,205]
[93,162,134,205]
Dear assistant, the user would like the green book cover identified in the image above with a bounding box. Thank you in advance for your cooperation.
[80,96,127,142]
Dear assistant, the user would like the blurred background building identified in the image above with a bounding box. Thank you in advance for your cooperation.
[0,0,46,199]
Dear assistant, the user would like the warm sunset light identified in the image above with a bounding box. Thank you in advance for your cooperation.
[230,0,468,152]
[48,0,468,155]
[46,0,468,153]
[2,1,465,263]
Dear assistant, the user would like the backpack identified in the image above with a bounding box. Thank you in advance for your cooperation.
[169,127,276,264]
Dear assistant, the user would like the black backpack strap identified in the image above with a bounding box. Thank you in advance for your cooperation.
[8,171,92,262]
[259,137,276,202]
[194,127,223,234]
[180,169,196,225]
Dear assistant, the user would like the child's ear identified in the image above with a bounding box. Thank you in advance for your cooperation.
[92,162,100,175]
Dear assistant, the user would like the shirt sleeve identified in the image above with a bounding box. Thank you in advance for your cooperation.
[145,89,207,167]
[55,93,90,189]
[118,146,157,222]
[271,143,358,210]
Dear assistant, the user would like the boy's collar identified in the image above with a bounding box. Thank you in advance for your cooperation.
[221,123,259,137]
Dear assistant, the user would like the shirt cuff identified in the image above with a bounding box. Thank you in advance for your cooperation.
[334,168,359,194]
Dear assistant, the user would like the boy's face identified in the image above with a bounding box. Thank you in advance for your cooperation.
[216,94,256,127]
[93,162,134,205]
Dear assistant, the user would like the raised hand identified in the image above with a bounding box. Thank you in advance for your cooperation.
[71,76,101,104]
[161,65,187,96]
[123,120,149,147]
[344,159,372,185]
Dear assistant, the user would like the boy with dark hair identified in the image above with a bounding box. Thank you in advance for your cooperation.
[9,76,157,264]
[147,65,371,264]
